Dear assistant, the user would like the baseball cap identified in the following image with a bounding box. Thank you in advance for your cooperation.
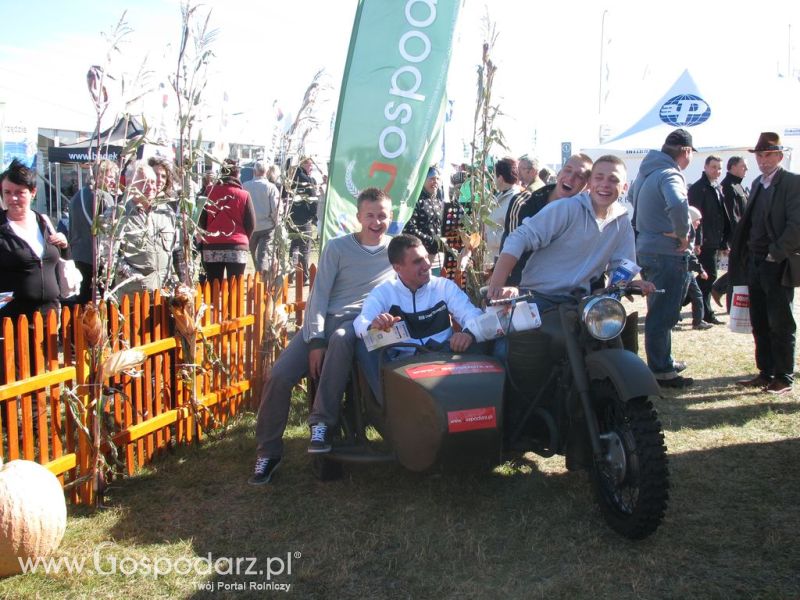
[664,128,697,151]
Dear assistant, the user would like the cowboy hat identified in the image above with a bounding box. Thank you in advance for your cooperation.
[749,132,785,153]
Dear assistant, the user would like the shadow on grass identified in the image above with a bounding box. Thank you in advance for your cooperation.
[100,415,570,598]
[655,378,800,431]
[81,414,800,599]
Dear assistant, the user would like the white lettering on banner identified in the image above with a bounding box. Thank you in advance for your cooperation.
[389,66,425,102]
[379,0,438,161]
[384,102,412,124]
[406,0,437,27]
[379,127,406,160]
[399,31,431,63]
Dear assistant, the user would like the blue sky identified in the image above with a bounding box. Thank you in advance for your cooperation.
[2,0,799,164]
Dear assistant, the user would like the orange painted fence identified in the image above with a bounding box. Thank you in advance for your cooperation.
[0,267,313,504]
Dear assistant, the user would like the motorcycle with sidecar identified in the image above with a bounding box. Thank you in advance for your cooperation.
[313,282,669,540]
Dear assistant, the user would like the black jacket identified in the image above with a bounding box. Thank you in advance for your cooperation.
[729,167,800,287]
[0,210,61,321]
[500,183,555,285]
[720,172,747,228]
[402,187,445,256]
[290,169,319,226]
[688,172,731,250]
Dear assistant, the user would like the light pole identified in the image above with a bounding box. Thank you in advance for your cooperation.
[598,9,608,143]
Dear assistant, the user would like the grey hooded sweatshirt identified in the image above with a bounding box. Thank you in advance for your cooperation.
[502,192,635,296]
[629,149,690,256]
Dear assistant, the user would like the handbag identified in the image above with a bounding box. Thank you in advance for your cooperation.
[729,286,751,334]
[56,258,83,298]
[43,215,83,298]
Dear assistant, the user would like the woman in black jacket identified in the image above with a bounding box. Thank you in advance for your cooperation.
[0,159,68,323]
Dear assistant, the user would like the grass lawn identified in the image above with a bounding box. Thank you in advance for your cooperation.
[1,298,799,599]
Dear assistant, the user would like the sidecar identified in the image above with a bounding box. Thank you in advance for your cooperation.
[315,349,506,477]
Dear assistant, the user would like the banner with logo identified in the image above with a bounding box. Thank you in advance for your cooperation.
[1,106,38,170]
[321,0,461,246]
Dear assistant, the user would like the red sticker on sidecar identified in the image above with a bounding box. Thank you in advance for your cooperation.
[447,407,497,433]
[404,361,504,379]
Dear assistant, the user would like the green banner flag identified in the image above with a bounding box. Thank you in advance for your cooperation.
[322,0,461,246]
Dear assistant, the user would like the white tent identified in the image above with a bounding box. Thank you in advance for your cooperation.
[583,69,800,193]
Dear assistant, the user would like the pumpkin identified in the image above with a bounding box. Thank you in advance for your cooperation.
[0,459,67,577]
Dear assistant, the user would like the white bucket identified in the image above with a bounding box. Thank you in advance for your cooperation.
[729,285,751,334]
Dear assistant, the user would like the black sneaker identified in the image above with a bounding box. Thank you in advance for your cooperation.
[658,375,694,388]
[248,456,281,485]
[308,423,331,454]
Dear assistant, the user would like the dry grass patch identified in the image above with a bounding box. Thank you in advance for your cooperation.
[1,300,799,599]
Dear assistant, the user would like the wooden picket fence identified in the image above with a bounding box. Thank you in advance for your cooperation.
[0,267,313,504]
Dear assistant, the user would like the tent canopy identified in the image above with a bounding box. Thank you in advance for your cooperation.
[583,69,799,190]
[47,116,146,164]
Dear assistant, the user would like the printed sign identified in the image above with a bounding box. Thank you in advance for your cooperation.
[404,361,504,379]
[447,407,497,433]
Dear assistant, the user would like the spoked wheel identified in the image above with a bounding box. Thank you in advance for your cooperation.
[590,380,669,539]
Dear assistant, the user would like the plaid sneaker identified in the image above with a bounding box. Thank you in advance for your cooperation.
[248,456,281,485]
[308,423,331,454]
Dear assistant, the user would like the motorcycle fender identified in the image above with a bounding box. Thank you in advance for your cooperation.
[585,349,660,400]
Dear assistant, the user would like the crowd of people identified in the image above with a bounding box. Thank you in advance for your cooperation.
[248,129,800,485]
[0,128,795,488]
[0,154,326,328]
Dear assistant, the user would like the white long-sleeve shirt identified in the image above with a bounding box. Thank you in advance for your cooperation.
[354,275,483,347]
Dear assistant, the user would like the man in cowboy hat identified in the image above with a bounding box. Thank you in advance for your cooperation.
[729,132,800,395]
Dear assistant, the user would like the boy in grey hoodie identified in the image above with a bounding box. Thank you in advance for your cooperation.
[487,155,654,303]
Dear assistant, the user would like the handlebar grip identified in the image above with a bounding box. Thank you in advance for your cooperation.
[621,287,664,296]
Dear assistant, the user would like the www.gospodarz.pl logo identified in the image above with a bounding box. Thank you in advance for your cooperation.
[18,542,300,585]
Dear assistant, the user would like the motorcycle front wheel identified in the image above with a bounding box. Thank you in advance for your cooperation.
[590,380,669,540]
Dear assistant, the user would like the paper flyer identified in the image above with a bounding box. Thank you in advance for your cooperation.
[363,321,412,351]
[472,301,542,342]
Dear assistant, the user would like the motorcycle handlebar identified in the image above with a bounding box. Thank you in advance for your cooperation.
[613,285,664,296]
[487,292,537,307]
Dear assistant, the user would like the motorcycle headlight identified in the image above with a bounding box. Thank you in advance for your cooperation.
[582,296,626,340]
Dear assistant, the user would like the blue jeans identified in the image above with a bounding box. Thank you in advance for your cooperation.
[638,253,688,376]
[355,340,406,405]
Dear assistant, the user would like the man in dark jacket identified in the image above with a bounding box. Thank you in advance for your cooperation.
[688,155,731,325]
[500,154,593,285]
[720,156,749,225]
[402,166,444,257]
[68,159,118,304]
[289,157,320,284]
[729,132,800,395]
[712,156,749,310]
